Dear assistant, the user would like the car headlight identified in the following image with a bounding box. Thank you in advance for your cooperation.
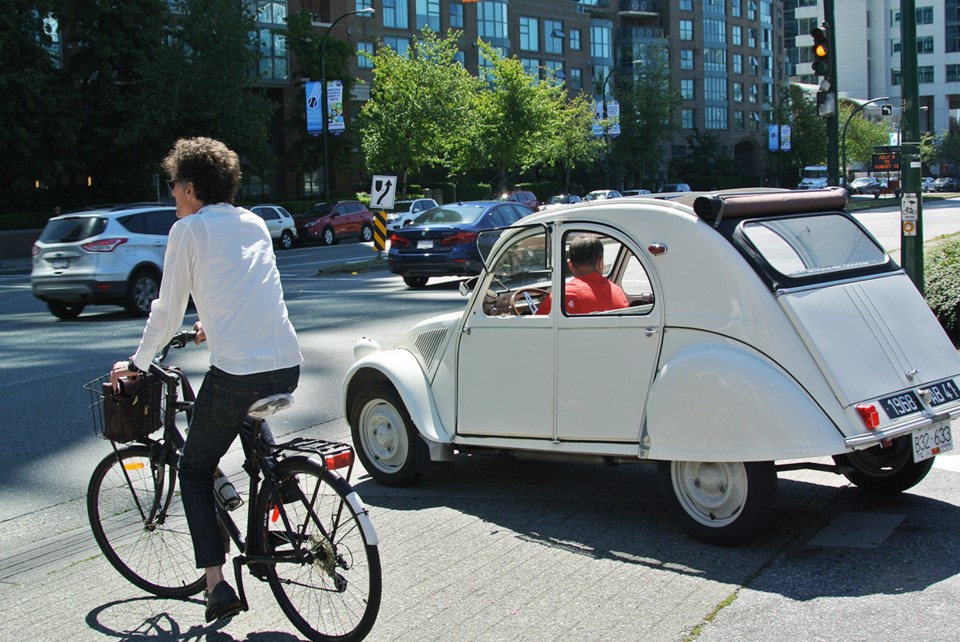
[304,220,318,228]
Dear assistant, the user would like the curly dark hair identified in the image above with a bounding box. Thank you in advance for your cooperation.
[162,137,241,204]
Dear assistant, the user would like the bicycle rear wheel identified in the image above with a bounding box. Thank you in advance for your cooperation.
[87,445,204,598]
[255,457,381,641]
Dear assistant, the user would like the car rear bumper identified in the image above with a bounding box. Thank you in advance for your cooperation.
[387,255,482,277]
[32,277,128,303]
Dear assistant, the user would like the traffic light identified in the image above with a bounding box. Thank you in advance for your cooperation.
[810,25,831,80]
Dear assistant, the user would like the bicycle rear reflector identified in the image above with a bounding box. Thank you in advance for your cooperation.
[325,451,354,470]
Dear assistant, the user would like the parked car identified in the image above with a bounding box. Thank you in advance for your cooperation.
[31,203,178,319]
[295,201,375,246]
[387,201,534,288]
[345,187,960,545]
[657,183,692,193]
[621,189,652,196]
[540,194,583,210]
[250,204,298,250]
[584,189,622,201]
[876,178,901,199]
[497,190,541,211]
[934,177,958,192]
[848,177,881,195]
[382,198,439,232]
[922,177,937,192]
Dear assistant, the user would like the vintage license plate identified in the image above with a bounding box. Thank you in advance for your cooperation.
[912,419,953,463]
[51,258,69,270]
[417,240,434,249]
[927,379,960,407]
[879,391,922,419]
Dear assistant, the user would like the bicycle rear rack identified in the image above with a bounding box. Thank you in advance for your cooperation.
[272,437,356,479]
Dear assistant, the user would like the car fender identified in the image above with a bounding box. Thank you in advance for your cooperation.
[644,342,845,462]
[342,348,451,444]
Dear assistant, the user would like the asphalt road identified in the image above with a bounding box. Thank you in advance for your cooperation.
[2,203,960,641]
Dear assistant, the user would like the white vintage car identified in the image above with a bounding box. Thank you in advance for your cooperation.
[343,188,960,545]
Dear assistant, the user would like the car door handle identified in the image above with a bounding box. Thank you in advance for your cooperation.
[644,327,660,336]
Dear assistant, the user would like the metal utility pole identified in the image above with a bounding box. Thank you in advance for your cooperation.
[900,0,924,293]
[823,0,839,186]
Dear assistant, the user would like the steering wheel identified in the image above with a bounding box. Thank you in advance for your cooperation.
[509,287,550,316]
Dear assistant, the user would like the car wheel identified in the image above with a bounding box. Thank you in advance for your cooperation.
[832,436,934,493]
[124,270,160,317]
[279,230,294,250]
[658,460,777,546]
[321,227,336,246]
[403,276,429,288]
[360,223,374,243]
[350,383,423,487]
[47,300,84,319]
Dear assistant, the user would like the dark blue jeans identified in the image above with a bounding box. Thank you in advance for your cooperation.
[180,365,300,569]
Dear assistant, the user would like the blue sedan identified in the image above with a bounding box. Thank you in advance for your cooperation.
[388,201,534,288]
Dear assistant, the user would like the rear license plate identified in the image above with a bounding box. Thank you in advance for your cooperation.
[879,391,922,419]
[927,379,960,407]
[417,240,434,249]
[51,258,69,270]
[912,419,953,462]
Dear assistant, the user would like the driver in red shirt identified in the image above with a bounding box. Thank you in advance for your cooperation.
[538,234,629,315]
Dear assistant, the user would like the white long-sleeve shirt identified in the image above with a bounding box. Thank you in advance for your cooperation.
[131,204,302,375]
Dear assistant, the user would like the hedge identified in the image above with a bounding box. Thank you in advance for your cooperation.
[925,234,960,339]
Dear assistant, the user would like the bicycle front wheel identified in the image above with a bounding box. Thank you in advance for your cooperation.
[87,445,204,598]
[255,457,381,641]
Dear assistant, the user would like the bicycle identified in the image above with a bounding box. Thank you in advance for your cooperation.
[84,331,382,641]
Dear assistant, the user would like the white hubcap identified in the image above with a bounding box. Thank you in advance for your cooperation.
[360,400,409,472]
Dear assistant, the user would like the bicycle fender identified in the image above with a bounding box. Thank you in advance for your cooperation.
[307,461,380,546]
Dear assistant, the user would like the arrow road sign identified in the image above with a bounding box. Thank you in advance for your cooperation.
[371,175,397,210]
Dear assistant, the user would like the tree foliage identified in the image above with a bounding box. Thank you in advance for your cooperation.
[840,103,892,169]
[539,91,603,192]
[920,129,960,176]
[670,129,739,184]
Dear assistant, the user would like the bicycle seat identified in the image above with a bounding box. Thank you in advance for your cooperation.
[247,393,294,419]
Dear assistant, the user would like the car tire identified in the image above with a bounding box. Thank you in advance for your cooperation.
[361,223,374,243]
[658,460,777,546]
[403,276,429,288]
[279,230,294,250]
[47,300,84,320]
[832,436,935,493]
[350,383,424,487]
[321,227,336,246]
[124,270,160,317]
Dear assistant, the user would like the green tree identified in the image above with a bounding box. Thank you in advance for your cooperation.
[539,91,603,193]
[785,86,827,184]
[840,102,892,170]
[357,29,478,194]
[669,129,739,185]
[921,129,960,176]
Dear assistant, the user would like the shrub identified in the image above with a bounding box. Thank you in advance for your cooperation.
[924,234,960,338]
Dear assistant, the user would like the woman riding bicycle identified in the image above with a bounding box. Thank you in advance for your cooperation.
[111,137,302,623]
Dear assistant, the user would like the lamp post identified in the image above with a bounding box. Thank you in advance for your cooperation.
[841,96,889,188]
[320,7,375,201]
[599,59,642,186]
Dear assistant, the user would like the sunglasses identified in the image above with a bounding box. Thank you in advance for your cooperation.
[167,180,177,194]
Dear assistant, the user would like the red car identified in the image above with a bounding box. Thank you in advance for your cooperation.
[497,190,540,211]
[295,201,375,246]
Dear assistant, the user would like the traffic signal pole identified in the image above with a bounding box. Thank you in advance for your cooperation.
[823,0,839,186]
[900,0,924,293]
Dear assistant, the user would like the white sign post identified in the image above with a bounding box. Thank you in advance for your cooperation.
[371,175,397,210]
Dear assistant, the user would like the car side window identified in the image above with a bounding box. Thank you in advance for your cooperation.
[560,231,649,316]
[489,207,510,227]
[254,207,280,221]
[117,213,148,234]
[145,210,178,236]
[482,227,552,317]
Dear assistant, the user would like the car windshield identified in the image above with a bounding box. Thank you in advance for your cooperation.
[413,205,484,225]
[740,213,888,279]
[40,216,107,243]
[306,203,333,216]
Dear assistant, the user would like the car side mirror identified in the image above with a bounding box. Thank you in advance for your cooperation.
[459,276,479,297]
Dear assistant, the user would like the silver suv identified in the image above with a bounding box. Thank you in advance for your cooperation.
[31,203,178,319]
[251,204,298,250]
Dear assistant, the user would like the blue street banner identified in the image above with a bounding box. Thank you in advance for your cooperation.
[306,81,322,136]
[592,100,604,137]
[608,100,620,137]
[327,80,345,136]
[768,124,792,152]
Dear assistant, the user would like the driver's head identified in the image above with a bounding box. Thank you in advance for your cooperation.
[567,235,604,275]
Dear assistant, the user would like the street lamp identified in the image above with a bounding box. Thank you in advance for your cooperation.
[841,96,888,188]
[320,6,375,201]
[598,59,642,186]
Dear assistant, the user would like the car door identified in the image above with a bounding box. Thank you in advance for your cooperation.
[552,224,662,443]
[252,206,282,239]
[118,209,175,269]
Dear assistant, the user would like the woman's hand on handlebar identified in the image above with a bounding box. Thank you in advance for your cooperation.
[193,321,206,344]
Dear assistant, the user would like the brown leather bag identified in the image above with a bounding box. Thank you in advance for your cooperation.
[101,374,163,442]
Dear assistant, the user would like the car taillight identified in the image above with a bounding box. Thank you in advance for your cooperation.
[82,238,128,252]
[390,234,410,248]
[441,231,478,246]
[856,403,880,430]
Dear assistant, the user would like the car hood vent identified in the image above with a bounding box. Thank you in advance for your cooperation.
[413,328,448,369]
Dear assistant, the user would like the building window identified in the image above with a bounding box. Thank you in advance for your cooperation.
[948,64,960,83]
[705,76,727,101]
[454,50,465,66]
[679,19,693,41]
[733,54,743,74]
[303,170,323,197]
[383,0,409,29]
[450,2,463,28]
[478,0,508,40]
[704,19,726,44]
[891,68,901,85]
[257,29,288,80]
[522,57,540,80]
[591,20,613,60]
[415,0,440,31]
[950,26,960,54]
[545,20,564,55]
[748,0,757,20]
[356,0,373,11]
[732,0,741,18]
[680,0,693,10]
[892,38,901,53]
[735,110,745,130]
[733,82,744,102]
[680,49,694,70]
[570,28,581,51]
[570,67,582,90]
[41,15,61,68]
[520,17,539,51]
[748,28,757,48]
[357,41,374,68]
[917,36,934,54]
[248,0,287,23]
[917,6,934,24]
[383,36,410,56]
[732,25,742,47]
[681,108,695,129]
[919,65,934,83]
[705,106,727,130]
[749,83,758,103]
[704,48,726,72]
[545,60,563,84]
[681,78,695,100]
